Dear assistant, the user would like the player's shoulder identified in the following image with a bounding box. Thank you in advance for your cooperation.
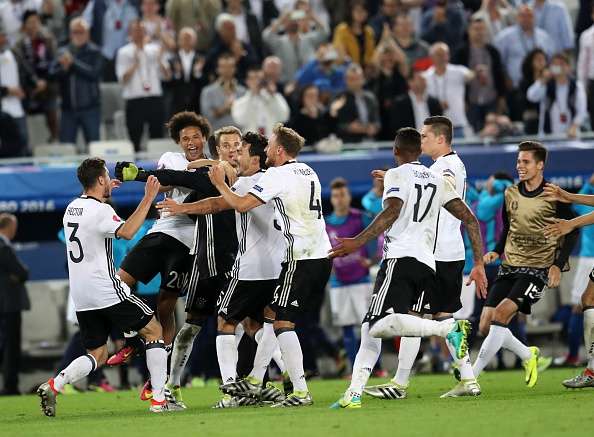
[158,151,187,169]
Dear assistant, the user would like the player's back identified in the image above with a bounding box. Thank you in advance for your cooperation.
[63,196,130,311]
[382,162,459,271]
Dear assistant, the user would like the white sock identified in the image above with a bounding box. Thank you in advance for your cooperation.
[348,322,381,396]
[394,337,420,387]
[168,322,201,387]
[146,341,167,402]
[276,329,308,392]
[53,354,96,391]
[472,324,507,377]
[255,326,286,372]
[251,323,281,381]
[438,318,475,381]
[370,314,455,338]
[235,323,245,348]
[502,329,531,361]
[216,334,238,384]
[584,308,594,370]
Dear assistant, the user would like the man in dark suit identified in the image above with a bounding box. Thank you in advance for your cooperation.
[391,69,442,131]
[0,213,29,396]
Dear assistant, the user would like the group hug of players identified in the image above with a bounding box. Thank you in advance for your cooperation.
[36,111,594,416]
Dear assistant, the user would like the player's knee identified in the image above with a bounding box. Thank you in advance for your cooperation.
[273,319,295,332]
[140,317,163,342]
[241,318,260,337]
[217,316,236,333]
[493,306,512,325]
[582,285,594,307]
[89,346,108,367]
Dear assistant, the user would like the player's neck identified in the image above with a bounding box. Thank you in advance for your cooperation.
[83,188,106,202]
[524,174,544,192]
[433,146,453,161]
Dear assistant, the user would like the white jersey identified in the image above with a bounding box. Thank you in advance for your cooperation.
[430,152,467,262]
[382,162,459,271]
[231,171,284,280]
[147,152,195,248]
[248,161,332,262]
[63,196,131,311]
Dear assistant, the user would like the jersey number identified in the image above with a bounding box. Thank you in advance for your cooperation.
[309,181,322,219]
[412,183,437,222]
[67,222,84,263]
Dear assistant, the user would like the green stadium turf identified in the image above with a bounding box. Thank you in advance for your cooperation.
[2,369,593,437]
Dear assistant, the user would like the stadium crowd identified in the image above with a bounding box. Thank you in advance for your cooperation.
[0,0,594,157]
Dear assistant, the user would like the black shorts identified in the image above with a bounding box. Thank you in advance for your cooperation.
[185,272,231,316]
[484,273,546,314]
[218,279,277,323]
[271,258,332,323]
[423,260,465,314]
[364,257,435,324]
[76,295,153,350]
[120,232,191,293]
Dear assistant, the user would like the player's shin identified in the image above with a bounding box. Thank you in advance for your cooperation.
[251,322,279,382]
[216,332,238,384]
[348,322,381,395]
[584,307,594,370]
[394,337,421,387]
[472,323,508,377]
[169,322,202,386]
[370,313,455,338]
[146,340,167,402]
[276,328,308,393]
[53,353,98,391]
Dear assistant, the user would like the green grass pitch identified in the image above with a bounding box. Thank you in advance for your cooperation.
[2,369,593,437]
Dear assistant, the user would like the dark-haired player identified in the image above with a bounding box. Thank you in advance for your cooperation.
[472,141,578,387]
[37,159,172,415]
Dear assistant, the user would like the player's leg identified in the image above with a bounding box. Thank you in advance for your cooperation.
[138,316,168,408]
[216,315,240,385]
[157,289,179,347]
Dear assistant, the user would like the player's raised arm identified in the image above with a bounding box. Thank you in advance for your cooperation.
[209,164,263,213]
[544,183,594,206]
[543,211,594,238]
[116,176,161,240]
[156,196,231,216]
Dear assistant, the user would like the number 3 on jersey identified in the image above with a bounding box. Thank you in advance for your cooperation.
[309,181,322,219]
[412,183,436,222]
[67,222,84,263]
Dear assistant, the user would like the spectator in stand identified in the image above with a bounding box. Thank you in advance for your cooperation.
[166,27,206,116]
[576,0,594,42]
[0,0,42,46]
[519,48,547,135]
[40,0,66,44]
[391,69,442,131]
[116,20,170,150]
[83,0,139,81]
[200,54,246,131]
[231,66,290,137]
[295,43,347,97]
[421,0,465,51]
[288,84,333,145]
[368,28,408,140]
[225,0,263,60]
[531,0,574,55]
[334,63,380,143]
[577,3,594,129]
[64,0,89,19]
[140,0,175,52]
[48,17,102,145]
[424,42,474,137]
[453,17,506,132]
[494,4,554,120]
[244,0,280,29]
[203,13,258,81]
[472,0,516,42]
[332,0,375,69]
[392,12,429,68]
[15,10,59,142]
[262,6,328,83]
[166,0,222,52]
[262,55,284,92]
[527,53,587,138]
[369,0,399,43]
[0,23,37,155]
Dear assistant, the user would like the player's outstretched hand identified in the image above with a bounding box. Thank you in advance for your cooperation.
[547,265,561,288]
[144,175,161,200]
[208,164,226,187]
[467,264,488,299]
[371,169,386,181]
[543,218,574,238]
[328,237,362,258]
[543,183,571,203]
[483,251,499,264]
[111,179,122,190]
[156,197,182,215]
[115,161,139,181]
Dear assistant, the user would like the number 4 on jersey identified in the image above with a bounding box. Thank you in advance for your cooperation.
[309,181,322,219]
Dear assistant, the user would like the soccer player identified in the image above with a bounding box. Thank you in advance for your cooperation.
[366,116,481,399]
[542,182,594,388]
[326,178,373,369]
[157,131,289,408]
[329,127,488,409]
[472,141,578,387]
[206,124,332,407]
[116,126,242,407]
[37,158,171,416]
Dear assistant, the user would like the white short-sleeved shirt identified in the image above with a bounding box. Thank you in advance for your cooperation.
[147,152,195,248]
[63,196,130,311]
[423,64,470,128]
[231,171,284,280]
[248,161,332,262]
[382,162,459,271]
[116,42,163,100]
[431,152,467,262]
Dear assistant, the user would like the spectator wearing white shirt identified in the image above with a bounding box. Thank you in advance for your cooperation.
[472,0,516,42]
[527,53,588,138]
[231,66,290,137]
[116,20,170,150]
[531,0,574,54]
[577,3,594,127]
[423,42,474,138]
[0,0,42,46]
